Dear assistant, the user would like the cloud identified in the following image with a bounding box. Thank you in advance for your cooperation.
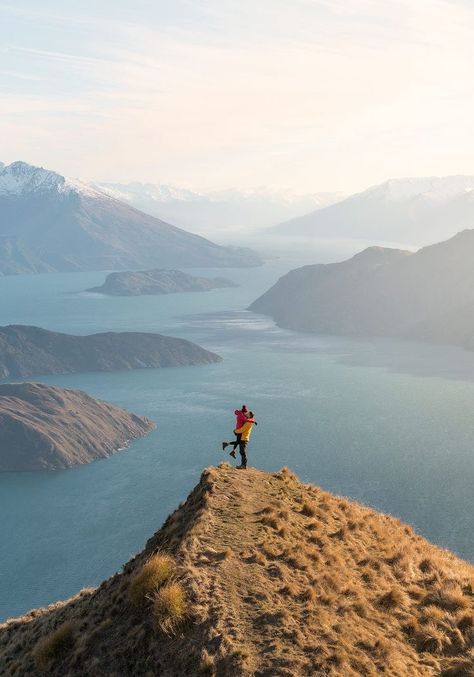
[1,0,474,191]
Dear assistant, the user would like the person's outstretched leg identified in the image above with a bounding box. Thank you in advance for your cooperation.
[223,432,240,457]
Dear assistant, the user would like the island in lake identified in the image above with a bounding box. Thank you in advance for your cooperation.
[0,325,222,379]
[87,268,238,296]
[0,382,155,471]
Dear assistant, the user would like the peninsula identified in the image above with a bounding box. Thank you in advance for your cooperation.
[0,325,222,379]
[0,382,155,471]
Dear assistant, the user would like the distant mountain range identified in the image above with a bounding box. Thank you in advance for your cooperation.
[0,162,262,275]
[250,229,474,351]
[273,176,474,246]
[98,181,343,235]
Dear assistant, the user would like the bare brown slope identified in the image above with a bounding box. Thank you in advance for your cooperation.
[0,382,155,471]
[1,466,473,676]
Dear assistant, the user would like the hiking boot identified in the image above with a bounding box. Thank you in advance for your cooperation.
[236,465,247,470]
[229,450,236,458]
[222,442,227,451]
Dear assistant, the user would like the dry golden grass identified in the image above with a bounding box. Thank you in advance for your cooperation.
[33,621,75,670]
[1,465,473,676]
[300,501,317,517]
[152,582,187,634]
[128,552,174,606]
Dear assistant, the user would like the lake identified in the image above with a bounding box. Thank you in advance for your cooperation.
[1,257,474,621]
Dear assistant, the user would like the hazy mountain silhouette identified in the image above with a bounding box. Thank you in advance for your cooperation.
[0,162,262,275]
[273,176,474,245]
[98,181,343,234]
[250,229,474,350]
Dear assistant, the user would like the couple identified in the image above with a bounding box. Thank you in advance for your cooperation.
[222,405,257,470]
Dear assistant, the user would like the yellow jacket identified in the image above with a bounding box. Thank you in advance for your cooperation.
[235,421,254,442]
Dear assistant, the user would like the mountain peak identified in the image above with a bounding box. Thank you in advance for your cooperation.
[0,161,65,196]
[0,161,101,199]
[1,464,473,675]
[351,245,411,263]
[359,175,474,202]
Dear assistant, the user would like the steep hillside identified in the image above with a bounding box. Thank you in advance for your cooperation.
[1,466,473,675]
[0,382,154,471]
[0,325,221,379]
[249,230,474,349]
[88,269,238,296]
[0,162,261,274]
[273,175,474,246]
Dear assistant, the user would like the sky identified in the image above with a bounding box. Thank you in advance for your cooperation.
[1,0,474,193]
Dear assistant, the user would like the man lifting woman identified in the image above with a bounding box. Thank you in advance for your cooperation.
[222,405,257,470]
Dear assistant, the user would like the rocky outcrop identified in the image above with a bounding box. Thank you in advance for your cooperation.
[87,269,238,296]
[0,382,155,471]
[0,325,222,379]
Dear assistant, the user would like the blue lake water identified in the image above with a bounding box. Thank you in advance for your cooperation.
[1,260,474,621]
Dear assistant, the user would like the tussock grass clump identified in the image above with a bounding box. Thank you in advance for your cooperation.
[300,502,317,518]
[258,505,275,515]
[33,621,75,670]
[423,587,469,612]
[456,612,474,633]
[260,514,280,530]
[413,622,446,654]
[199,649,215,675]
[279,582,299,598]
[377,588,409,610]
[129,552,174,606]
[152,582,187,634]
[299,587,317,604]
[439,658,474,677]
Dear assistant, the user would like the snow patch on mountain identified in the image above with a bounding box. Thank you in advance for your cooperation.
[0,161,106,199]
[99,181,342,208]
[357,176,474,202]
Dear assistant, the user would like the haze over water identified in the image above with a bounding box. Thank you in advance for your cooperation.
[1,254,474,621]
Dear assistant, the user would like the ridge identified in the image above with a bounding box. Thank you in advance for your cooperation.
[1,466,473,675]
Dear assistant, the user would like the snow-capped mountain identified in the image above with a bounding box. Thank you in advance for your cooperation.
[0,162,261,275]
[0,161,101,198]
[273,175,474,246]
[97,181,343,236]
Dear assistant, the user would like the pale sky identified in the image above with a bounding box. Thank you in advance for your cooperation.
[1,0,474,193]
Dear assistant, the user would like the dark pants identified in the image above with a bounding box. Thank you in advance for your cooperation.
[239,441,248,468]
[231,432,242,450]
